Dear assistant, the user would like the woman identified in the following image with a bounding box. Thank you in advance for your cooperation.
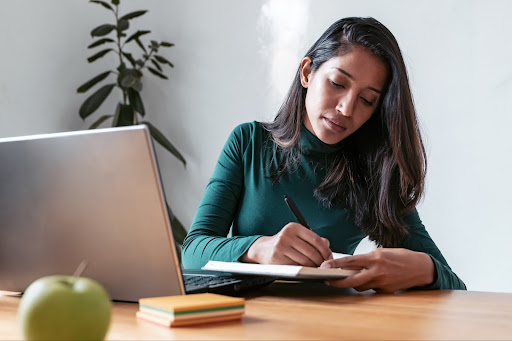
[182,17,466,292]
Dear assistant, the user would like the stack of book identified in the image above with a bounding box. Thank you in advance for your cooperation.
[136,293,245,327]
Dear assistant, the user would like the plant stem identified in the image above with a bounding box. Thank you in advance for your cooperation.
[114,4,123,67]
[114,2,127,105]
[136,49,154,71]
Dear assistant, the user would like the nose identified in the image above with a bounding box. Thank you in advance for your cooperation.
[335,93,357,117]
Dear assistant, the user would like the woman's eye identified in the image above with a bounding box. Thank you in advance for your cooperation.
[329,80,344,88]
[361,97,373,106]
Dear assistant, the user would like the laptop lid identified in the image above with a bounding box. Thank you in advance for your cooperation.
[0,125,185,302]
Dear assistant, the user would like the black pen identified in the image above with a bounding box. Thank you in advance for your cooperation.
[284,195,311,229]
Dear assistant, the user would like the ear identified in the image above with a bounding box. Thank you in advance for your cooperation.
[300,57,312,88]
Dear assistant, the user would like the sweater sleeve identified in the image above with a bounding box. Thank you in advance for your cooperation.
[402,209,466,290]
[181,124,262,269]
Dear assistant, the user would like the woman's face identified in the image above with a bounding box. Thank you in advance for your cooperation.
[300,47,388,145]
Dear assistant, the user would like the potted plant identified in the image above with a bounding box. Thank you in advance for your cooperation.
[77,0,187,246]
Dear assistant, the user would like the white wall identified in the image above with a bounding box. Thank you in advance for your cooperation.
[1,0,510,293]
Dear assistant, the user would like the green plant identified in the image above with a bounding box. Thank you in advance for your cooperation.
[77,0,187,246]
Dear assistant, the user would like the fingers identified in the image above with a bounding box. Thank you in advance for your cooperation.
[243,223,332,266]
[325,269,394,293]
[292,223,332,261]
[325,268,375,289]
[322,248,432,293]
[321,253,377,289]
[278,223,332,266]
[289,238,326,266]
[321,253,373,270]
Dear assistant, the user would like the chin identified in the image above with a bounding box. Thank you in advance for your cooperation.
[309,121,347,145]
[314,123,347,145]
[319,134,344,145]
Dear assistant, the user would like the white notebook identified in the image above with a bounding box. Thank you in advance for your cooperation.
[202,253,357,279]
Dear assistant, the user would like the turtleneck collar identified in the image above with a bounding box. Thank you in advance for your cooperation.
[299,124,343,156]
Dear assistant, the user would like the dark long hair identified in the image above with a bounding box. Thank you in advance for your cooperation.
[263,17,426,247]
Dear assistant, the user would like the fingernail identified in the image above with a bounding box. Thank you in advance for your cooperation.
[320,262,331,269]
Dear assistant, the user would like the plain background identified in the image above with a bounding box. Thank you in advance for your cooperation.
[0,0,510,293]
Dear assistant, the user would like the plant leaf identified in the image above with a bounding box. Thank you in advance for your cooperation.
[166,203,187,246]
[128,88,145,116]
[90,0,113,11]
[160,41,174,47]
[125,30,150,44]
[120,10,147,21]
[131,80,142,92]
[118,68,142,89]
[150,40,159,50]
[135,37,147,53]
[147,67,168,79]
[142,121,186,167]
[117,62,126,73]
[131,79,142,92]
[113,103,134,127]
[87,48,113,63]
[111,102,121,126]
[117,19,129,32]
[79,83,116,119]
[77,71,111,93]
[119,75,138,88]
[154,55,174,68]
[111,0,119,5]
[88,38,114,49]
[122,52,136,66]
[171,217,187,247]
[89,115,113,129]
[91,24,116,37]
[150,59,162,72]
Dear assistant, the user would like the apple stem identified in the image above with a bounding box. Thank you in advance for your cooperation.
[73,259,89,278]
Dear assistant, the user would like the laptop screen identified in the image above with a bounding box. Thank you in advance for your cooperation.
[0,125,185,302]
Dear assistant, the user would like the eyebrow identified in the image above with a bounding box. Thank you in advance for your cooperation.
[332,67,382,94]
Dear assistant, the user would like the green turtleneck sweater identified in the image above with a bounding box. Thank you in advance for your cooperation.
[182,121,466,290]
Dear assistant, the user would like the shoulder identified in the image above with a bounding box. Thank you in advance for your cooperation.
[218,121,272,167]
[403,208,421,225]
[230,121,265,137]
[402,208,429,235]
[227,121,269,147]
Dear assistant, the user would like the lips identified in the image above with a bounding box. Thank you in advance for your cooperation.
[323,117,346,132]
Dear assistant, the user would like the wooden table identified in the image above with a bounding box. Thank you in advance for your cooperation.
[2,281,512,340]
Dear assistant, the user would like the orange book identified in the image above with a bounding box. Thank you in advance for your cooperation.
[139,305,245,321]
[139,293,245,316]
[136,310,244,327]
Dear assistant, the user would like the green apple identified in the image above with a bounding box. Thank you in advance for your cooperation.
[17,275,112,340]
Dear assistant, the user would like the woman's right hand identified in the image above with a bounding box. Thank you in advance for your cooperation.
[240,223,332,267]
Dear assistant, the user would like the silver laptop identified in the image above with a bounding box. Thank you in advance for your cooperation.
[0,125,187,301]
[0,125,273,302]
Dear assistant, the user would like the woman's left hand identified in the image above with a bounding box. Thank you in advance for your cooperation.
[320,248,435,293]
